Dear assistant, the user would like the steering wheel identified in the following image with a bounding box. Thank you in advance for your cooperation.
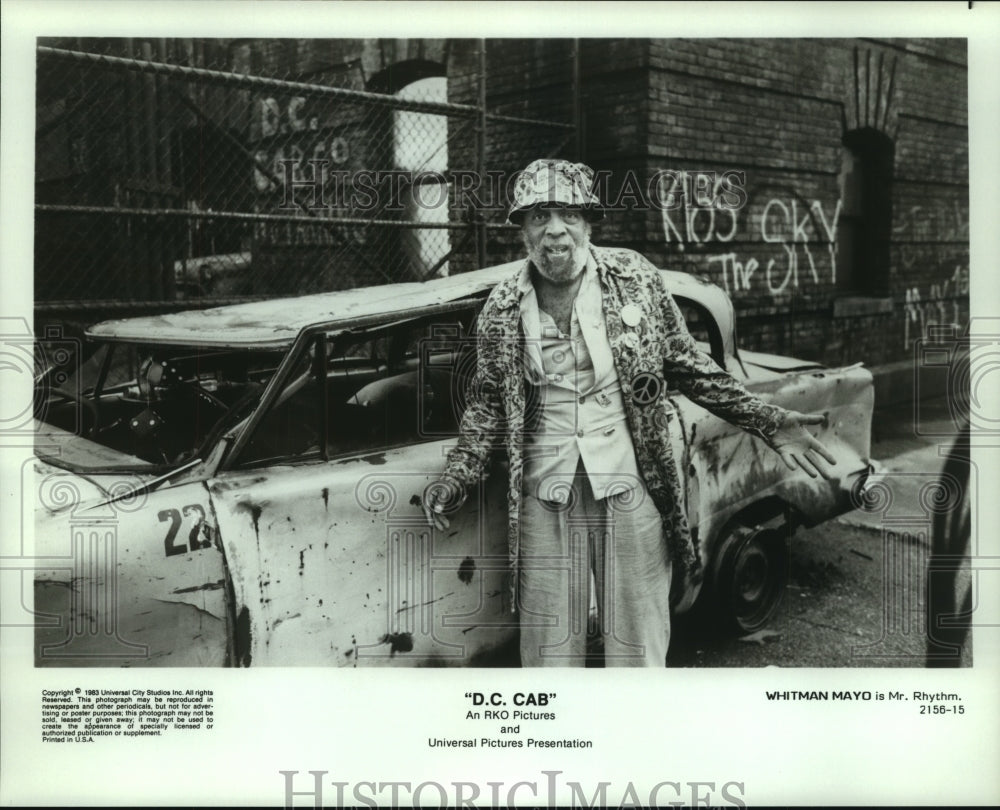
[177,381,230,413]
[126,380,231,465]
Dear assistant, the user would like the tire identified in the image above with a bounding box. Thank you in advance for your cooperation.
[711,524,789,634]
[926,422,972,667]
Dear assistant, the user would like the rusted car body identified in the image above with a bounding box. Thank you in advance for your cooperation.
[32,262,874,666]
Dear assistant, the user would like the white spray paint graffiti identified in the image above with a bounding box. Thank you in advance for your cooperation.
[894,201,968,272]
[893,201,969,243]
[659,173,842,296]
[659,174,740,246]
[903,265,969,349]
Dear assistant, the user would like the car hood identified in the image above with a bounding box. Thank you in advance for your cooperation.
[35,420,159,486]
[33,455,114,515]
[739,349,825,372]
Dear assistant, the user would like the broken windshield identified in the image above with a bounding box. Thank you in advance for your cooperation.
[35,340,287,472]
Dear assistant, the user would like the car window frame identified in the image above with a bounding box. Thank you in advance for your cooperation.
[223,299,483,471]
[674,294,727,367]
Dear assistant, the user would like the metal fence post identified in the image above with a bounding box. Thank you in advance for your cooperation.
[476,39,487,270]
[572,39,582,161]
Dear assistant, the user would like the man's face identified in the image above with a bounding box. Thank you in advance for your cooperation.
[521,206,591,284]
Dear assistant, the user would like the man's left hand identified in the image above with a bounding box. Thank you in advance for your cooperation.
[770,411,837,479]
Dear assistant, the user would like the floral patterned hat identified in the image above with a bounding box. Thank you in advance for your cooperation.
[507,159,605,224]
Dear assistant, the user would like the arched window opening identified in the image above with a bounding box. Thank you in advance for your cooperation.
[394,76,451,278]
[836,127,894,297]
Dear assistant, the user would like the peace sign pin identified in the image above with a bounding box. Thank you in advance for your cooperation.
[630,371,663,406]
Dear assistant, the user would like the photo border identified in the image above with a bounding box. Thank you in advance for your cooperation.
[2,2,998,806]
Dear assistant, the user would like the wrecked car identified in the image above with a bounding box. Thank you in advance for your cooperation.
[32,262,874,666]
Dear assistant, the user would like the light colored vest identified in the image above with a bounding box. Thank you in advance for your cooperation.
[518,261,642,502]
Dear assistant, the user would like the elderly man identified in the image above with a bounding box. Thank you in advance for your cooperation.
[424,159,834,667]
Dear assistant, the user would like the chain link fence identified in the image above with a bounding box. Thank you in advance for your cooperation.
[34,38,577,319]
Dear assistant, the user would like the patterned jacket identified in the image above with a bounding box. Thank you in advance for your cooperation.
[443,245,788,610]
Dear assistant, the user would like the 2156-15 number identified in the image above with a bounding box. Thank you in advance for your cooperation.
[919,704,965,715]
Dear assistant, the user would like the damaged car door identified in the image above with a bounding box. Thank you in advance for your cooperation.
[207,305,515,666]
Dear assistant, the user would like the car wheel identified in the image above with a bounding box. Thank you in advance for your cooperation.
[926,423,971,667]
[712,524,789,634]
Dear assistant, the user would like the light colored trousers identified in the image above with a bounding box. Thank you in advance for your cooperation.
[518,470,672,667]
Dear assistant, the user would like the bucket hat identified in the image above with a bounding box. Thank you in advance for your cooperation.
[507,159,605,224]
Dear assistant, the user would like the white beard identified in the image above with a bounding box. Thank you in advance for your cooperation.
[524,236,591,285]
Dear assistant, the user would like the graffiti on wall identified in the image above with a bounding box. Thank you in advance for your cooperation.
[893,202,969,243]
[895,202,969,348]
[903,265,969,349]
[894,202,969,272]
[659,173,970,349]
[707,197,841,296]
[659,173,842,297]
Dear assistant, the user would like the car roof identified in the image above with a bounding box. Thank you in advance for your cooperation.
[86,260,733,351]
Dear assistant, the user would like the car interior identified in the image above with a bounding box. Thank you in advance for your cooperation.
[38,343,283,467]
[236,310,479,467]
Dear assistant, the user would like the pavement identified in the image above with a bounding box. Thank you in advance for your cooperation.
[667,396,971,668]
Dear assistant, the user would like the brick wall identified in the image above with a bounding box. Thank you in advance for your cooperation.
[35,36,968,374]
[643,38,968,367]
[457,38,969,370]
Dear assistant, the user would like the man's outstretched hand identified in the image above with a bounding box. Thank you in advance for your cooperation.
[770,411,837,479]
[422,476,467,531]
